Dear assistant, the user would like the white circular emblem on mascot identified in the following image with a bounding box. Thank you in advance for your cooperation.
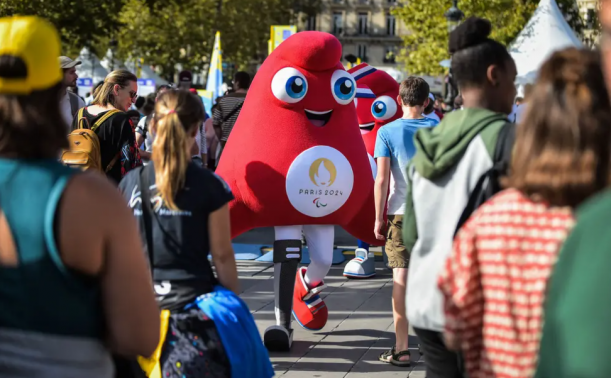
[368,154,377,180]
[286,146,354,218]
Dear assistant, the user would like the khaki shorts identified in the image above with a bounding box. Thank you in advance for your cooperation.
[385,215,409,269]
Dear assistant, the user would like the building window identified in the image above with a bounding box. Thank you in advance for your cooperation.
[384,46,396,63]
[387,14,396,36]
[586,8,596,29]
[333,12,343,35]
[357,44,368,61]
[306,15,317,31]
[358,12,368,35]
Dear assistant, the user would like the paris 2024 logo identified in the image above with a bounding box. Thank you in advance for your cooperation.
[286,146,354,218]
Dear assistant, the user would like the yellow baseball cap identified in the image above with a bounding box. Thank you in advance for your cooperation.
[0,16,62,95]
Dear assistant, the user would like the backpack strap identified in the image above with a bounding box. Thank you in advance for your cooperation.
[139,166,155,279]
[105,154,121,173]
[76,108,89,130]
[222,101,243,123]
[453,121,515,237]
[91,109,121,132]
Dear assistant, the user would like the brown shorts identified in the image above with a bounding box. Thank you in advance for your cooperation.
[385,215,409,269]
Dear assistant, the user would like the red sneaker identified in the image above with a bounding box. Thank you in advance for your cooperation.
[292,267,328,331]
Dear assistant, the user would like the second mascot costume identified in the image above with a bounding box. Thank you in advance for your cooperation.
[216,31,379,351]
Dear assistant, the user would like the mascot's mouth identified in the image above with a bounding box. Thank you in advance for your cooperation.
[359,122,375,134]
[305,109,333,127]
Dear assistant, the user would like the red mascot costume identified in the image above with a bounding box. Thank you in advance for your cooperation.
[342,64,403,278]
[216,32,378,351]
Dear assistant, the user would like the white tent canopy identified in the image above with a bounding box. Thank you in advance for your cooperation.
[100,48,125,72]
[75,47,109,84]
[509,0,582,83]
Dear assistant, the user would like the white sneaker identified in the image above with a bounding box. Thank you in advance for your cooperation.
[343,248,376,279]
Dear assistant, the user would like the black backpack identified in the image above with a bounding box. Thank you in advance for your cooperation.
[454,122,516,236]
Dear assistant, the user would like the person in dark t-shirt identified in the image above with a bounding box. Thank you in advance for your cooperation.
[119,88,237,376]
[73,70,142,183]
[119,88,237,305]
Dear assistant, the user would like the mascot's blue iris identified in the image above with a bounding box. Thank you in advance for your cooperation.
[285,76,307,99]
[372,101,387,118]
[333,77,355,101]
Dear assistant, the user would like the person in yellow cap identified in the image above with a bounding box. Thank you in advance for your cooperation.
[0,16,159,377]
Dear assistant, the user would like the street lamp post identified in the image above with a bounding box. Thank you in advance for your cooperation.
[444,0,464,106]
[444,0,464,32]
[109,38,118,72]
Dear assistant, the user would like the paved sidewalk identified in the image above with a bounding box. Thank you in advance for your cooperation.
[237,260,426,377]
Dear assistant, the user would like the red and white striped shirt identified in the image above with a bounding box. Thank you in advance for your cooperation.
[438,189,574,378]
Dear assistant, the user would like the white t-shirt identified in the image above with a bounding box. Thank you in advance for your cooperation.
[60,92,85,132]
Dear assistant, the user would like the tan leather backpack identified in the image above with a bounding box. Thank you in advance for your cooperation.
[60,108,121,172]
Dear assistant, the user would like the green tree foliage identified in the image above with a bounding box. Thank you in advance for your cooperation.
[118,0,216,79]
[393,0,585,76]
[119,0,313,76]
[0,0,124,57]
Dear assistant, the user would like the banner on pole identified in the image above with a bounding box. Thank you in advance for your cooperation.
[76,78,93,98]
[270,25,297,53]
[137,79,156,97]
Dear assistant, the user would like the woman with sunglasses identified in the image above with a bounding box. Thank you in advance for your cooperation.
[72,69,142,183]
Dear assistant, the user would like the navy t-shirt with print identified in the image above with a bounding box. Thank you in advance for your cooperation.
[119,162,233,310]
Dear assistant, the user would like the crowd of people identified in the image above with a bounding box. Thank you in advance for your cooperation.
[2,3,611,378]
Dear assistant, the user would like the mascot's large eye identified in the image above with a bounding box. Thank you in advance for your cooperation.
[331,70,356,105]
[271,67,308,103]
[371,96,398,121]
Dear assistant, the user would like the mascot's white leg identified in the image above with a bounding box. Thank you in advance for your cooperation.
[291,224,332,332]
[302,225,334,286]
[264,225,302,351]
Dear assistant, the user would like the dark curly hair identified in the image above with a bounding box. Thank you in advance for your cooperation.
[449,17,513,89]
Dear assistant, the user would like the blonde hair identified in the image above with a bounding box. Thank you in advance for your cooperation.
[152,90,205,210]
[92,69,137,108]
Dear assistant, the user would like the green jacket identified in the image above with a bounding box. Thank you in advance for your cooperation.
[403,108,508,251]
[536,191,611,378]
[402,107,509,332]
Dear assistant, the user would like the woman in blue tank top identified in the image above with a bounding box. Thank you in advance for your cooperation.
[0,16,160,378]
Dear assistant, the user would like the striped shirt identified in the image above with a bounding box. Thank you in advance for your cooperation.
[212,92,246,142]
[438,189,574,378]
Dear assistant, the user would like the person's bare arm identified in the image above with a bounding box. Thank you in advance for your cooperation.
[136,134,152,160]
[139,150,152,160]
[374,157,391,240]
[136,133,145,149]
[208,204,239,294]
[59,174,160,357]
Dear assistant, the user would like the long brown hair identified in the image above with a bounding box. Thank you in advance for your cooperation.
[0,56,67,159]
[506,48,611,208]
[92,69,137,108]
[151,90,205,210]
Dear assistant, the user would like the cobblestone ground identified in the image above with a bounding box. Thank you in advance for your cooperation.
[237,260,426,378]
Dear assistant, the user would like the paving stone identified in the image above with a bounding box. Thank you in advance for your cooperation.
[237,259,420,377]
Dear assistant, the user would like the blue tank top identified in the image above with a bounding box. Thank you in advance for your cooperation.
[0,158,104,339]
